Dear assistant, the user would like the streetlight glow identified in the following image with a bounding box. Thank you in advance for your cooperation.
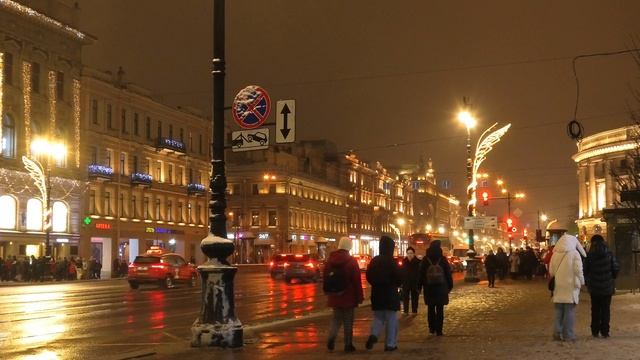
[457,110,477,129]
[30,138,66,160]
[425,224,432,232]
[496,179,504,186]
[501,188,507,194]
[396,218,406,226]
[515,192,525,199]
[541,214,548,222]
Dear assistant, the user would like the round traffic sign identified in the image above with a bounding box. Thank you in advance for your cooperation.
[232,85,271,129]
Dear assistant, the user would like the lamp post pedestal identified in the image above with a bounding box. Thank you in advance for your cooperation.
[464,252,481,282]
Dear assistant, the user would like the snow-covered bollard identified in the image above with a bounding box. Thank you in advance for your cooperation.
[190,233,243,348]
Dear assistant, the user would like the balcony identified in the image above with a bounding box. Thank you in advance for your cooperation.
[157,137,186,154]
[187,183,206,196]
[131,172,152,187]
[88,164,114,181]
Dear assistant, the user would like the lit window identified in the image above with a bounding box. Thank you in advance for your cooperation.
[0,195,17,229]
[52,201,68,232]
[26,198,43,231]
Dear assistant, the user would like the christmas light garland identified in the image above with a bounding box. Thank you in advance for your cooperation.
[0,0,87,40]
[22,62,31,157]
[0,53,3,156]
[73,79,80,168]
[48,70,56,138]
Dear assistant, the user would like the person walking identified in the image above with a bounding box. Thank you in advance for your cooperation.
[584,234,619,338]
[484,250,498,288]
[401,247,421,314]
[324,237,364,353]
[417,240,453,336]
[365,235,402,352]
[496,247,509,280]
[549,234,585,342]
[509,249,520,280]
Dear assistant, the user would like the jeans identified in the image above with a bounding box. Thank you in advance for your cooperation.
[328,308,355,345]
[370,310,398,347]
[427,304,444,333]
[403,288,419,313]
[553,303,577,340]
[590,295,612,336]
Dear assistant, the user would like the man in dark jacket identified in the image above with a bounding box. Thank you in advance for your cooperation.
[401,247,421,314]
[484,250,499,288]
[584,234,619,338]
[324,237,364,352]
[417,240,453,336]
[365,235,402,352]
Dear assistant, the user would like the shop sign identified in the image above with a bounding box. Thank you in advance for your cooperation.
[95,223,112,230]
[258,233,270,240]
[145,227,184,235]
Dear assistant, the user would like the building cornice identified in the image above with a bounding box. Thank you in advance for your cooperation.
[572,141,636,163]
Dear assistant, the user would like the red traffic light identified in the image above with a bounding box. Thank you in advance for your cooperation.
[511,226,518,233]
[482,192,489,206]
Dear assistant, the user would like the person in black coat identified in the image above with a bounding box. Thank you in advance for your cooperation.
[365,235,402,351]
[484,250,499,288]
[401,247,421,314]
[584,234,619,338]
[417,240,453,336]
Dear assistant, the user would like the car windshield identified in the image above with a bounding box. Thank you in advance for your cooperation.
[134,256,161,264]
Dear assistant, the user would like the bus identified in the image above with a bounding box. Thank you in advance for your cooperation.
[408,233,452,258]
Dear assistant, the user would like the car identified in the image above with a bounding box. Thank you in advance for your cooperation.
[247,132,268,145]
[281,254,321,283]
[352,254,371,271]
[269,254,292,279]
[127,247,198,289]
[447,256,464,272]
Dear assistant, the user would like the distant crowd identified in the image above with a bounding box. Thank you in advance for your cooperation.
[0,256,127,282]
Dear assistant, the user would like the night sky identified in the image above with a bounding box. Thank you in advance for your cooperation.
[77,0,640,230]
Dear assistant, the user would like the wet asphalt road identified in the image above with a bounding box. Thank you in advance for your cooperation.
[0,269,352,359]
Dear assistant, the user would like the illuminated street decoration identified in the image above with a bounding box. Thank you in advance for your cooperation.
[22,62,32,157]
[0,0,87,40]
[73,79,81,168]
[48,71,56,138]
[88,164,114,177]
[0,195,16,229]
[0,53,3,156]
[468,123,511,214]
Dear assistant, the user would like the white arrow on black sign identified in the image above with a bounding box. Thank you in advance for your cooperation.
[276,100,295,144]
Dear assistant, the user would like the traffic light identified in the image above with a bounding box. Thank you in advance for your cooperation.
[506,218,513,232]
[482,192,489,206]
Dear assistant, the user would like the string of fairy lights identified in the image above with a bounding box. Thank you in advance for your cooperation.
[22,61,32,157]
[0,53,3,155]
[48,70,56,139]
[73,79,81,168]
[0,0,87,41]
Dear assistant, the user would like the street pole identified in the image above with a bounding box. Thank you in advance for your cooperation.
[464,126,480,282]
[191,0,242,348]
[45,157,52,258]
[507,192,511,253]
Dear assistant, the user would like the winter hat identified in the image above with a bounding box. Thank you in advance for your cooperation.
[338,237,352,251]
[590,234,605,244]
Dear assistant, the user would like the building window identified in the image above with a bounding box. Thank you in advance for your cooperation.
[105,149,113,168]
[56,71,64,99]
[144,197,150,219]
[187,203,193,223]
[2,114,16,158]
[133,113,139,136]
[189,132,193,151]
[155,198,161,220]
[252,184,259,195]
[157,120,162,139]
[3,52,13,85]
[168,164,174,184]
[89,190,96,213]
[132,155,138,173]
[196,204,202,224]
[145,117,151,139]
[0,195,17,229]
[268,210,277,227]
[131,195,137,218]
[251,210,260,226]
[104,192,111,216]
[188,168,193,183]
[169,124,173,139]
[119,152,126,175]
[32,62,40,93]
[269,184,276,194]
[178,202,183,222]
[52,201,68,232]
[177,166,184,186]
[180,128,184,143]
[106,104,113,129]
[121,109,127,134]
[199,134,203,154]
[119,193,124,217]
[26,198,43,231]
[155,160,163,182]
[167,200,173,222]
[91,99,98,124]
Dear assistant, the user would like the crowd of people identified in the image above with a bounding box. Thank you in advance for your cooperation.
[322,233,620,352]
[0,256,116,282]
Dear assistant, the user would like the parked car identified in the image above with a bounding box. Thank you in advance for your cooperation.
[127,248,198,289]
[352,254,372,271]
[282,254,321,283]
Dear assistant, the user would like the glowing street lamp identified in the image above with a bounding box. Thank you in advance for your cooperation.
[540,214,548,222]
[496,179,504,186]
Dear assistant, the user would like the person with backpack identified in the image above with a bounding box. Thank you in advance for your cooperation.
[323,237,364,352]
[418,240,453,336]
[584,234,619,338]
[401,247,421,314]
[365,235,402,352]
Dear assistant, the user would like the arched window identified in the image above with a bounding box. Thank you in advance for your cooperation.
[0,195,16,229]
[1,115,15,158]
[52,201,68,232]
[26,198,43,231]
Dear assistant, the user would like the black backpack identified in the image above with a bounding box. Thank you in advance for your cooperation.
[425,258,445,285]
[323,263,347,295]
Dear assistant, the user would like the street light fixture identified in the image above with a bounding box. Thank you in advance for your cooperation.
[540,214,548,222]
[496,179,504,186]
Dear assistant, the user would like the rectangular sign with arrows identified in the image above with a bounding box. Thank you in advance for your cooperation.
[276,100,295,143]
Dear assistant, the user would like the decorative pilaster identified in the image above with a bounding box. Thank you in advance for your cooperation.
[588,162,597,217]
[604,159,613,208]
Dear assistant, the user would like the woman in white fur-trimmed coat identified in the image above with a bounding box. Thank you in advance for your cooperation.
[549,234,585,342]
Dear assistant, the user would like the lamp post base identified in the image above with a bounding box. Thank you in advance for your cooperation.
[464,250,481,283]
[190,260,243,348]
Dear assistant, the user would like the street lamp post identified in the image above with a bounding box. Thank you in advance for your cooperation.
[191,0,243,348]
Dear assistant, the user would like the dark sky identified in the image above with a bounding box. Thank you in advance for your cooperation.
[76,0,640,230]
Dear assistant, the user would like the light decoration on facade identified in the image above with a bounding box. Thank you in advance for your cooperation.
[572,142,637,163]
[73,79,81,168]
[88,164,114,177]
[0,0,87,40]
[467,123,511,214]
[48,71,56,138]
[0,53,3,156]
[22,62,32,157]
[187,183,206,194]
[158,137,186,152]
[131,172,153,184]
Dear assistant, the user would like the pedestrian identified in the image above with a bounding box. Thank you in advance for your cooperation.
[88,257,96,279]
[95,260,102,279]
[323,237,364,353]
[365,235,402,352]
[401,247,421,314]
[521,247,537,280]
[484,250,498,288]
[417,240,453,336]
[509,249,520,280]
[584,234,619,338]
[76,257,84,280]
[113,258,120,279]
[549,234,585,342]
[496,247,509,280]
[543,246,554,278]
[68,257,77,280]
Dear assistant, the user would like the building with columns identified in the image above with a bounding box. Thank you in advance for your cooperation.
[572,126,632,240]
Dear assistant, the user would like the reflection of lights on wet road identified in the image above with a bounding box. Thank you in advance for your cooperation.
[22,350,60,360]
[18,292,64,313]
[148,291,166,330]
[18,291,67,345]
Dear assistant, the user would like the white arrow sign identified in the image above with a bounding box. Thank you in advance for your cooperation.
[276,100,295,143]
[231,128,269,152]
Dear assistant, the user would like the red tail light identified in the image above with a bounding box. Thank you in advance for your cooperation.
[151,264,168,269]
[359,259,365,263]
[128,264,135,269]
[269,261,274,267]
[305,262,315,268]
[283,262,290,268]
[398,261,403,266]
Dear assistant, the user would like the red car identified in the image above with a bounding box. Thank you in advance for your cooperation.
[127,248,198,289]
[352,254,371,271]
